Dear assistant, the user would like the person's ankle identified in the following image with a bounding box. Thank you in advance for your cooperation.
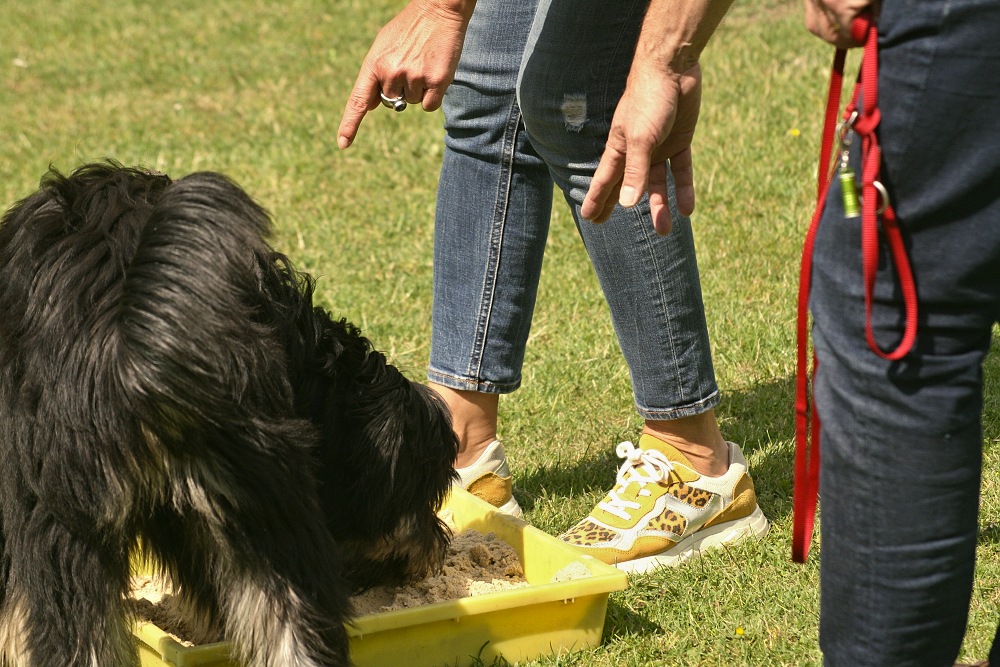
[643,411,729,477]
[428,383,500,468]
[455,437,497,469]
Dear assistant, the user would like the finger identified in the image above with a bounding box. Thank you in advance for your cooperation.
[647,162,673,236]
[421,85,447,112]
[669,148,695,217]
[338,68,382,149]
[590,183,622,224]
[396,81,423,105]
[582,145,626,222]
[405,81,449,112]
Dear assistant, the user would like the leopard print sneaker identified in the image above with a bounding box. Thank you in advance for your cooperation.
[560,434,768,572]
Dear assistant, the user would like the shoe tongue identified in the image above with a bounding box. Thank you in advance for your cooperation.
[637,434,701,482]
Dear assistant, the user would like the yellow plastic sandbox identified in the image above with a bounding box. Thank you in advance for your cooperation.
[134,487,628,667]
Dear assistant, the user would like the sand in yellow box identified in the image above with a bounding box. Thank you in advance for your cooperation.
[135,487,628,667]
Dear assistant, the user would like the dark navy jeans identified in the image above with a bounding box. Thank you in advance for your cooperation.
[811,0,1000,664]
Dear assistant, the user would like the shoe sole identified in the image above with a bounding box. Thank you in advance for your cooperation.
[615,505,770,574]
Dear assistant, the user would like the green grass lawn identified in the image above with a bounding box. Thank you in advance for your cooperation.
[2,1,997,665]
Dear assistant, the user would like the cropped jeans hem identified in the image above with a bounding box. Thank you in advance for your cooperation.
[426,367,520,395]
[635,389,721,422]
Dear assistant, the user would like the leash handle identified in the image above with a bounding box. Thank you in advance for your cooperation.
[792,13,919,563]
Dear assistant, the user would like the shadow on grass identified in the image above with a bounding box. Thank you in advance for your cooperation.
[601,595,663,640]
[979,523,1000,546]
[716,374,798,522]
[514,446,619,514]
[515,375,800,522]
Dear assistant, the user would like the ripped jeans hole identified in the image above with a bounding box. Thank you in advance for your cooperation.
[561,94,588,132]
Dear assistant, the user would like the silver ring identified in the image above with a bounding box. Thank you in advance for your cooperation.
[873,180,890,215]
[379,93,407,112]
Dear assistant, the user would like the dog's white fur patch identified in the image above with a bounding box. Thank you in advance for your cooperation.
[0,593,31,666]
[0,575,134,666]
[0,592,119,666]
[227,580,324,667]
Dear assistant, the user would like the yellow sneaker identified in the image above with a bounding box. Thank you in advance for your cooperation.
[455,439,522,517]
[560,434,768,572]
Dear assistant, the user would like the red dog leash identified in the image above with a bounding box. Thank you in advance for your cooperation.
[792,15,919,563]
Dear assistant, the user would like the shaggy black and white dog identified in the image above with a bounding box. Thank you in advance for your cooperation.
[0,162,458,667]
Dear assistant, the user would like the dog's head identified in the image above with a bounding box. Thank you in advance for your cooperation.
[302,313,458,592]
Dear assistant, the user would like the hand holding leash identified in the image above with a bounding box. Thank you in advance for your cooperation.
[803,0,877,48]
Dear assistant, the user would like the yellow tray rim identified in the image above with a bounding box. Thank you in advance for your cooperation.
[134,488,628,659]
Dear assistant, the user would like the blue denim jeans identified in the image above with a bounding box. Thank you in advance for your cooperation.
[428,0,719,420]
[811,1,1000,664]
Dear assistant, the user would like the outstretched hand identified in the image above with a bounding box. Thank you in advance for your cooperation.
[337,0,472,149]
[581,61,702,236]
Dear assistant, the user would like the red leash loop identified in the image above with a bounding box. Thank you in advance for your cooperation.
[792,15,919,563]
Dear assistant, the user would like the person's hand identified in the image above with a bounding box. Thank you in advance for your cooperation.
[581,61,702,236]
[337,0,473,149]
[803,0,876,48]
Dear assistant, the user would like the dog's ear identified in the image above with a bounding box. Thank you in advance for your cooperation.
[317,364,458,590]
[350,377,457,507]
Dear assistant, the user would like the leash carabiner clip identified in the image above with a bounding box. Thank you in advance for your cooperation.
[837,109,859,148]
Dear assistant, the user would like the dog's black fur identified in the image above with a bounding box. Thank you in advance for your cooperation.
[0,162,458,666]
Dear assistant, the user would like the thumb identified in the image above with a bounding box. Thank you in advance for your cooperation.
[617,141,652,209]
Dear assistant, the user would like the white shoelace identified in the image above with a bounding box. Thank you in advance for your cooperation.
[597,441,675,521]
